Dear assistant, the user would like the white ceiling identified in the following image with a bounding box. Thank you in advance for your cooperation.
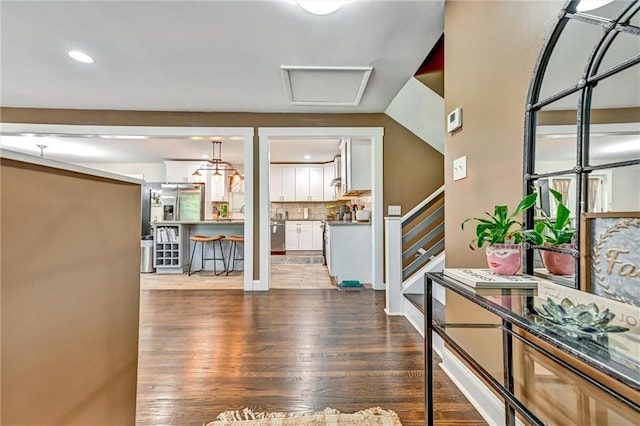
[0,0,444,164]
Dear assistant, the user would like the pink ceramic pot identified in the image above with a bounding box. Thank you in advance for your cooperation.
[542,244,575,275]
[486,244,522,275]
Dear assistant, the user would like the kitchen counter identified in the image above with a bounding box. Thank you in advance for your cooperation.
[325,221,371,226]
[152,221,245,274]
[154,220,244,225]
[326,222,372,284]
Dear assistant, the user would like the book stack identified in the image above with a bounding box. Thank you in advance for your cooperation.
[443,268,538,289]
[156,227,178,243]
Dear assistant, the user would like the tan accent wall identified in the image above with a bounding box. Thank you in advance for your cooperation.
[0,159,140,425]
[444,0,563,267]
[0,108,445,278]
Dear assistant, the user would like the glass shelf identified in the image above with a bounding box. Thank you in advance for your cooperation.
[424,272,640,426]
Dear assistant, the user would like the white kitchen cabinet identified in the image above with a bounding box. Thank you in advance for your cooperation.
[285,221,314,251]
[165,161,204,183]
[339,138,371,196]
[271,165,296,201]
[326,223,372,283]
[323,164,336,201]
[294,167,310,201]
[311,220,323,250]
[209,170,228,201]
[309,167,324,201]
[294,166,324,201]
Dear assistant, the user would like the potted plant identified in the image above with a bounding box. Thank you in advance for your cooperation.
[523,188,576,275]
[462,193,537,275]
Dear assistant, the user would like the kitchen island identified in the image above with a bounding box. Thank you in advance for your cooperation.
[325,221,372,285]
[153,220,244,274]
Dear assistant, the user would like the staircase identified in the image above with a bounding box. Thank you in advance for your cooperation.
[384,186,445,336]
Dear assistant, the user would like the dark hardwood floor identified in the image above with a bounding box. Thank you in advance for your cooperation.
[136,289,486,426]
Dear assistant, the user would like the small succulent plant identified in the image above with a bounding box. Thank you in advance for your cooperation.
[533,298,629,335]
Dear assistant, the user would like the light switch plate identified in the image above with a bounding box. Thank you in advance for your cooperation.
[388,205,401,215]
[453,156,467,181]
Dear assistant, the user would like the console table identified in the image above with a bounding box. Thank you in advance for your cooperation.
[424,272,640,426]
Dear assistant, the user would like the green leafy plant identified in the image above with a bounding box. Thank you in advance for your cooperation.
[462,193,538,249]
[523,188,575,246]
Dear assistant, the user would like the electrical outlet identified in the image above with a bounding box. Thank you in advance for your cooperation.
[453,156,467,181]
[388,205,401,215]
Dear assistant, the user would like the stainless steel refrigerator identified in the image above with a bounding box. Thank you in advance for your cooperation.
[159,183,205,222]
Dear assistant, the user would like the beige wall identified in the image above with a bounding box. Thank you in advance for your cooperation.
[444,0,563,267]
[1,159,140,425]
[0,108,445,278]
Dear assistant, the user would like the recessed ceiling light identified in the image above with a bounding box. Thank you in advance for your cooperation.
[68,50,94,64]
[202,154,209,159]
[191,136,204,141]
[576,0,615,12]
[20,133,37,137]
[304,154,311,160]
[297,1,344,15]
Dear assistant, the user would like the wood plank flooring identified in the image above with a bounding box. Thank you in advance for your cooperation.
[135,289,486,425]
[141,255,333,290]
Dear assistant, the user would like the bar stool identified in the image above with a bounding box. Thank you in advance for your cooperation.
[188,235,226,276]
[225,235,245,275]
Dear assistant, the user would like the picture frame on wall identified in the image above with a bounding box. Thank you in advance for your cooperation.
[580,212,640,307]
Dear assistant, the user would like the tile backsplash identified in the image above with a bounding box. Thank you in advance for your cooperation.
[271,196,371,221]
[271,202,328,220]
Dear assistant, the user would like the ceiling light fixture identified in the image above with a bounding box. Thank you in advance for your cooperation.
[68,50,94,64]
[297,1,344,15]
[304,154,311,160]
[576,0,615,12]
[192,140,243,181]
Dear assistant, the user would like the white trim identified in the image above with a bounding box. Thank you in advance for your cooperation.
[1,123,256,291]
[0,148,144,185]
[441,349,506,426]
[280,66,373,106]
[536,122,640,135]
[258,127,384,291]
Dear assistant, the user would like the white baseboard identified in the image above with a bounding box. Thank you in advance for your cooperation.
[440,349,505,426]
[247,279,268,291]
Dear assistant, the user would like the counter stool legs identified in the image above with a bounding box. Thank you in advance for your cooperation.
[188,235,226,276]
[225,236,245,276]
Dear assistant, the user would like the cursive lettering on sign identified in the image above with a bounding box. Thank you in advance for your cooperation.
[606,248,640,278]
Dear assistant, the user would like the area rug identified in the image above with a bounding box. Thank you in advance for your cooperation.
[205,407,402,425]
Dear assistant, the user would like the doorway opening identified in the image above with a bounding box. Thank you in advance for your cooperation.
[258,127,384,291]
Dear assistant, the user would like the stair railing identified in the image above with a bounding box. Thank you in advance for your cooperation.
[385,185,445,314]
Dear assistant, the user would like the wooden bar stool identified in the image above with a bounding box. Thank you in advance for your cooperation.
[188,235,226,276]
[225,235,245,275]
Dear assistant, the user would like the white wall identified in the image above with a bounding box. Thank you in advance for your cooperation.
[385,77,444,154]
[534,160,639,212]
[77,163,165,182]
[612,165,640,211]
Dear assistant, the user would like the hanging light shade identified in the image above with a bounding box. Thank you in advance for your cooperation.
[192,140,242,181]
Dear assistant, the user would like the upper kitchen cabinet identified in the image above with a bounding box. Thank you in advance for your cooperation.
[270,165,296,201]
[323,163,336,201]
[339,139,371,196]
[210,170,228,201]
[165,161,204,183]
[295,166,324,201]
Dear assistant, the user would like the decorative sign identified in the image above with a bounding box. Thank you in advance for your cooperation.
[581,213,640,307]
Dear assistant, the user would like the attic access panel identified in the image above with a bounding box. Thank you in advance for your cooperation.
[281,66,373,106]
